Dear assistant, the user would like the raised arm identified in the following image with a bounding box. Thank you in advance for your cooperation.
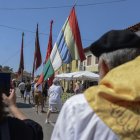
[2,89,27,120]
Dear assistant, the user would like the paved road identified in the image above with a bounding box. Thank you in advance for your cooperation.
[15,88,58,140]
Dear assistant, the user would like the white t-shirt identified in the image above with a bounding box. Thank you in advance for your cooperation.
[51,94,119,140]
[48,84,63,104]
[18,82,25,91]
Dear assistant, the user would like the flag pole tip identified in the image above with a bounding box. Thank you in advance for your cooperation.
[51,20,53,24]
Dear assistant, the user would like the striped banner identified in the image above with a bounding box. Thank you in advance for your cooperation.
[38,7,85,83]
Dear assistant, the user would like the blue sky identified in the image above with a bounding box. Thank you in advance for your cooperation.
[0,0,139,75]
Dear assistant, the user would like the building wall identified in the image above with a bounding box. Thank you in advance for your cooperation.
[57,48,99,74]
[71,60,78,72]
[78,49,98,73]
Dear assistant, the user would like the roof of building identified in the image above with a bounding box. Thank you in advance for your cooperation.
[126,22,140,32]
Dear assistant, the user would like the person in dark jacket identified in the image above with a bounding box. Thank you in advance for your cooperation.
[0,85,43,140]
[24,80,31,104]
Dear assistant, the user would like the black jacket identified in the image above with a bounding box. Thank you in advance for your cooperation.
[0,117,43,140]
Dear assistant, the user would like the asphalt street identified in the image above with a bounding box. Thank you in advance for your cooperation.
[15,88,58,140]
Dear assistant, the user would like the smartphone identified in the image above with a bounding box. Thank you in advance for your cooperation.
[0,72,11,96]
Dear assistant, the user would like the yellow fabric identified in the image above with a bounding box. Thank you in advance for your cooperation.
[84,56,140,140]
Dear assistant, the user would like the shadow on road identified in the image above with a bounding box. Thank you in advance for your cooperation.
[16,102,34,108]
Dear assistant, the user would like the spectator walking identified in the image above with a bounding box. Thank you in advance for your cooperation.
[24,80,31,104]
[18,80,25,99]
[34,78,44,113]
[51,30,140,140]
[45,78,63,124]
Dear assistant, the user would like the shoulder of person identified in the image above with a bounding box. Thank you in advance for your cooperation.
[7,117,43,140]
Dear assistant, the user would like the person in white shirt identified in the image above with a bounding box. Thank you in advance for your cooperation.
[24,80,31,104]
[45,78,63,124]
[51,30,140,140]
[18,81,25,98]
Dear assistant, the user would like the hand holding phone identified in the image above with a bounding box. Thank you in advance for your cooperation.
[2,89,16,107]
[0,72,11,96]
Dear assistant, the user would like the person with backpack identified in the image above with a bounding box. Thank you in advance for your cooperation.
[18,80,25,99]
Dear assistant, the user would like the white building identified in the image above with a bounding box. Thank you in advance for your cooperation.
[78,47,98,73]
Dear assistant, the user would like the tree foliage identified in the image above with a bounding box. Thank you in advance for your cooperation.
[0,65,13,73]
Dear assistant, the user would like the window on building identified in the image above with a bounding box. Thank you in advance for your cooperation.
[79,61,85,71]
[95,57,99,64]
[87,55,92,66]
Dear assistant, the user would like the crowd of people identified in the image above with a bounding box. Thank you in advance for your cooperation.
[17,77,63,114]
[1,29,140,140]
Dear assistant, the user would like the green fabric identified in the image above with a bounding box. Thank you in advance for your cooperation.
[43,58,54,81]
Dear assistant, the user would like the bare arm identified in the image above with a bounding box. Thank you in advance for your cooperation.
[2,89,27,120]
